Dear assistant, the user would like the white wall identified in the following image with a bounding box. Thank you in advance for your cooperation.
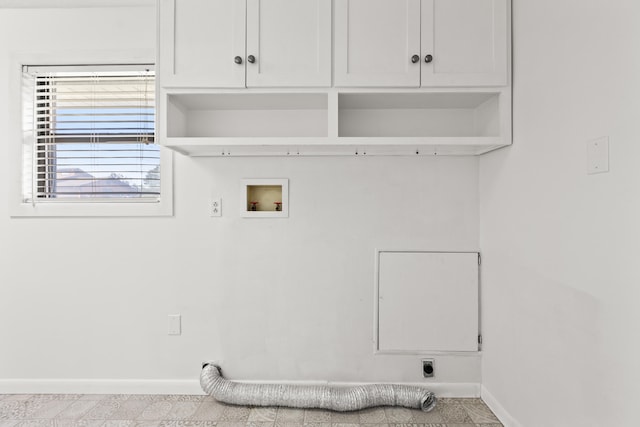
[479,1,640,426]
[0,5,481,392]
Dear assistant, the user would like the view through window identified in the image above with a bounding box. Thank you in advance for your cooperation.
[23,66,159,201]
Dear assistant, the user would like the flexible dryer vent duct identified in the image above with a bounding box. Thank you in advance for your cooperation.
[200,363,437,412]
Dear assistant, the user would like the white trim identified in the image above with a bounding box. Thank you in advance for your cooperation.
[481,385,523,427]
[7,49,174,218]
[0,379,203,395]
[0,0,155,8]
[0,378,479,397]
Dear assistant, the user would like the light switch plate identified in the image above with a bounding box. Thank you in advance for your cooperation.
[587,137,609,174]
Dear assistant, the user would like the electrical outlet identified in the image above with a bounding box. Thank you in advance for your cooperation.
[211,198,222,217]
[422,359,434,378]
[168,314,181,335]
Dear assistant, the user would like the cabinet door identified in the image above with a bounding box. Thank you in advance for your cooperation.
[421,0,508,86]
[334,0,421,87]
[246,0,331,87]
[159,0,246,88]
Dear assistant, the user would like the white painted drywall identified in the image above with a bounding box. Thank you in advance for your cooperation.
[479,0,640,425]
[0,5,481,391]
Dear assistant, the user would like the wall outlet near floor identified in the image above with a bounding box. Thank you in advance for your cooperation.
[168,314,181,335]
[422,359,435,377]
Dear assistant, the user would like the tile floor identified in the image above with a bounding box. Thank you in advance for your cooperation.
[0,394,502,427]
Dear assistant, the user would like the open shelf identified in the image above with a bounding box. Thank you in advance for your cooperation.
[338,92,500,138]
[160,89,510,156]
[167,93,328,138]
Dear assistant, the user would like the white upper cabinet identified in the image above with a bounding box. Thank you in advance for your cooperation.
[246,0,331,87]
[334,0,421,87]
[159,0,332,88]
[334,0,508,87]
[159,0,246,88]
[421,0,508,86]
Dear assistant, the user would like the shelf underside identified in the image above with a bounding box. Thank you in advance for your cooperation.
[162,137,509,157]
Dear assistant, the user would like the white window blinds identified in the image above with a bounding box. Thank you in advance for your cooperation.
[22,65,158,201]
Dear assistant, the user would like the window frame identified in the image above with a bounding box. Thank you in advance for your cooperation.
[8,49,173,218]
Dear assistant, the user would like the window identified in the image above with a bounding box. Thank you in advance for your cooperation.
[22,65,160,202]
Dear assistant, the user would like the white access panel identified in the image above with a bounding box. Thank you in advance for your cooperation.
[376,251,479,353]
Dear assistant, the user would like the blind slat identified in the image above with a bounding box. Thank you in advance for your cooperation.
[26,67,159,201]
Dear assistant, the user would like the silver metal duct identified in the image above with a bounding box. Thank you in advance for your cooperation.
[200,363,437,412]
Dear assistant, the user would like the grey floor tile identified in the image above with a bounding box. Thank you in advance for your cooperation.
[219,406,250,422]
[56,400,101,420]
[190,402,224,421]
[128,397,203,404]
[11,421,56,427]
[0,395,504,427]
[162,403,200,421]
[82,401,123,420]
[173,421,217,427]
[331,411,360,423]
[407,408,444,424]
[100,421,133,427]
[163,397,206,403]
[29,396,80,402]
[138,402,173,421]
[27,401,75,420]
[0,401,27,420]
[109,400,150,420]
[357,408,386,424]
[247,407,277,423]
[436,400,472,424]
[274,408,303,423]
[130,422,164,427]
[459,400,499,424]
[52,421,105,427]
[382,408,413,423]
[304,409,331,423]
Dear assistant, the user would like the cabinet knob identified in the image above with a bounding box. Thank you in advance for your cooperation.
[411,54,420,64]
[234,56,243,65]
[424,54,433,63]
[248,55,256,64]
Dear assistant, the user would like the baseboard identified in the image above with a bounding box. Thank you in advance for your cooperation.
[481,385,523,427]
[0,378,479,397]
[0,379,203,395]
